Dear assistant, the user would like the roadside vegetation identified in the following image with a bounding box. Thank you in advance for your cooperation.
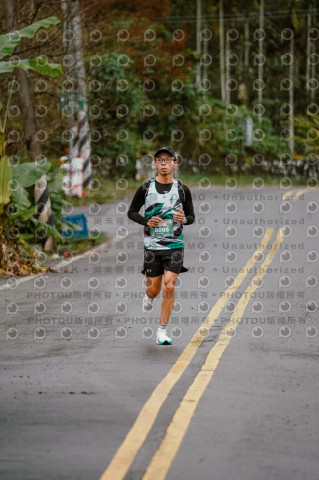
[0,1,318,276]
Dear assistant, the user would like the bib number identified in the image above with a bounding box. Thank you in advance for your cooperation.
[150,218,174,237]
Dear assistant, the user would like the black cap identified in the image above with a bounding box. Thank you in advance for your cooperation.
[154,146,176,160]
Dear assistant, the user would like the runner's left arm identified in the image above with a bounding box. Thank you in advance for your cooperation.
[182,185,195,225]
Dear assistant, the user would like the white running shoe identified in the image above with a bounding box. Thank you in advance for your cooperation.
[156,328,172,345]
[141,294,155,313]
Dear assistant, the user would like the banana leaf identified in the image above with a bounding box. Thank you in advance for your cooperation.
[31,217,64,241]
[0,156,12,206]
[0,57,62,77]
[0,16,60,59]
[12,161,50,188]
[8,205,37,221]
[11,184,31,210]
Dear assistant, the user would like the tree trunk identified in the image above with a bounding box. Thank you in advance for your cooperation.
[219,0,226,102]
[196,0,202,88]
[202,24,208,86]
[237,19,250,105]
[3,0,41,162]
[310,5,316,103]
[3,0,53,253]
[289,36,294,156]
[61,0,92,190]
[225,28,230,105]
[258,0,264,112]
[306,7,311,97]
[244,20,250,67]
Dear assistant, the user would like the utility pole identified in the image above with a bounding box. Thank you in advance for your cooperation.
[219,0,226,102]
[288,35,294,156]
[258,0,264,109]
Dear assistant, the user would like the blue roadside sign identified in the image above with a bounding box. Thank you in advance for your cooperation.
[62,214,89,240]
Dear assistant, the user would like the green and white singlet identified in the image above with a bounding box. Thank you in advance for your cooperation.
[144,179,184,251]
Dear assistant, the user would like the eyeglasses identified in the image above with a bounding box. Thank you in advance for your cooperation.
[155,157,174,164]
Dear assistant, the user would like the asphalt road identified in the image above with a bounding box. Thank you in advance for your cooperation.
[0,184,318,480]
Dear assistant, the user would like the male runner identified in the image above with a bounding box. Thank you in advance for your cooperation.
[128,147,195,345]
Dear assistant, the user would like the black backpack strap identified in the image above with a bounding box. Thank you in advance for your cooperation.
[142,179,151,200]
[177,179,186,204]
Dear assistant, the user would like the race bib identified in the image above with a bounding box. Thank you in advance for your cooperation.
[150,218,174,237]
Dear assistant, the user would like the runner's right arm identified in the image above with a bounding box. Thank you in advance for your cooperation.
[127,183,150,226]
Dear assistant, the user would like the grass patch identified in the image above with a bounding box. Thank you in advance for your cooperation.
[54,233,107,258]
[69,177,141,206]
[178,173,308,187]
[67,174,308,207]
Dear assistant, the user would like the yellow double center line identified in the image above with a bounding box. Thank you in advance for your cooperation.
[282,188,313,201]
[142,227,284,480]
[100,228,277,480]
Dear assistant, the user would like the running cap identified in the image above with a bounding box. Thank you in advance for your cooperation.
[154,146,177,160]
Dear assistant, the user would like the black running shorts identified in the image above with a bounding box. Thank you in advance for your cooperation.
[141,248,188,277]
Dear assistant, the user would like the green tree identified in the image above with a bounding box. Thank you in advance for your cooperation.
[88,52,147,179]
[0,14,62,275]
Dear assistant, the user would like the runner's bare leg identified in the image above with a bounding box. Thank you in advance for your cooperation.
[145,275,162,298]
[160,270,178,327]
